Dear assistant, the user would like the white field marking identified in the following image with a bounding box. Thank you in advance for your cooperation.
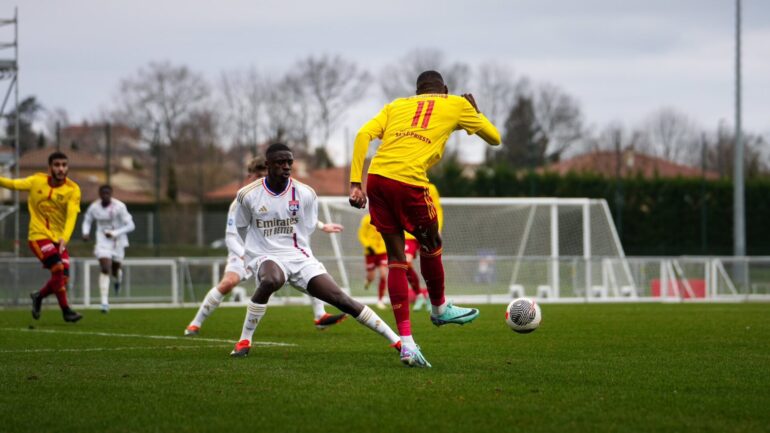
[0,327,296,347]
[0,344,228,354]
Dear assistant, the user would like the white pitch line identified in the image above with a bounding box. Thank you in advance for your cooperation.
[0,327,296,347]
[0,344,228,354]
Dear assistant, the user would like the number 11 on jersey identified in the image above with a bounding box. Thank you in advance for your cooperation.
[411,100,435,129]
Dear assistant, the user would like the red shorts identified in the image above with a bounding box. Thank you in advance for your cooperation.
[365,253,387,270]
[404,239,420,258]
[367,174,437,235]
[29,239,70,272]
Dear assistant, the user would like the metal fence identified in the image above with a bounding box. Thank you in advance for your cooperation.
[1,256,769,308]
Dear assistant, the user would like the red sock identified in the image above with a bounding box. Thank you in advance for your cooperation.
[387,262,411,336]
[419,249,445,307]
[378,275,386,300]
[406,265,421,293]
[39,279,54,298]
[50,272,70,310]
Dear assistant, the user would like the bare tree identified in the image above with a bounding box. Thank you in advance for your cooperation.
[113,61,211,148]
[219,67,264,154]
[294,54,370,146]
[262,74,313,153]
[475,62,522,126]
[530,82,584,162]
[380,48,472,101]
[638,107,699,165]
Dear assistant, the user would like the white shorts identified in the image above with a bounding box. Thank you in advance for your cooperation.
[225,252,254,281]
[94,243,126,262]
[248,255,327,293]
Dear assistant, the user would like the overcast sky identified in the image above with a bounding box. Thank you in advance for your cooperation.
[1,0,769,163]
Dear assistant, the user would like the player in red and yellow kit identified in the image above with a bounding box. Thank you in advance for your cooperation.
[0,152,83,322]
[358,213,388,309]
[349,70,501,367]
[404,182,443,311]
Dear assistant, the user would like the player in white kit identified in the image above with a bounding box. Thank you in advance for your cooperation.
[184,157,347,336]
[229,143,401,358]
[81,185,135,312]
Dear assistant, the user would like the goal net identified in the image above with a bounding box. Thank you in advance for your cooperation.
[312,197,634,302]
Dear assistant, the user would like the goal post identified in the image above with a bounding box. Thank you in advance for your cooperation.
[314,196,634,302]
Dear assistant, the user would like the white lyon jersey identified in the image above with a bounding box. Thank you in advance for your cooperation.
[233,178,319,260]
[82,198,135,250]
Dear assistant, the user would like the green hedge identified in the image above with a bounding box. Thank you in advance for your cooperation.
[431,165,770,255]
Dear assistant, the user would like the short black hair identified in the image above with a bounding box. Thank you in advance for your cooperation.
[265,143,291,159]
[416,70,445,93]
[48,151,68,165]
[99,184,113,193]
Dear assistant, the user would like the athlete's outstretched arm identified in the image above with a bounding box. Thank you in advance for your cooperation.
[0,176,33,191]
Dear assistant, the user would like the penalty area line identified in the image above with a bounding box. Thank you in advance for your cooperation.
[0,327,296,347]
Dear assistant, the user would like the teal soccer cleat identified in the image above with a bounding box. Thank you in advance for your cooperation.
[400,345,432,368]
[430,302,479,326]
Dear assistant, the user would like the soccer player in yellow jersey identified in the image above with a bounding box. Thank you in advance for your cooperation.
[0,151,83,322]
[357,213,388,309]
[349,70,501,367]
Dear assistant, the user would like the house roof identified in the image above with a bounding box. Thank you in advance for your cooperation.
[19,147,107,170]
[541,150,720,180]
[204,166,350,202]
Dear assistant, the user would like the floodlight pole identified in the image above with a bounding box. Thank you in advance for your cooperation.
[733,0,745,258]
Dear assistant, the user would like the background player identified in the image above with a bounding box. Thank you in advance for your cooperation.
[230,143,401,358]
[82,184,135,313]
[184,156,346,336]
[0,151,83,322]
[357,213,388,309]
[349,70,501,367]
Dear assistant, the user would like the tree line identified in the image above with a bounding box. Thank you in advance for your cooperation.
[2,48,768,203]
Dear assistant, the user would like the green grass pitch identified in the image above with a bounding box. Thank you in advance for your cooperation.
[1,303,768,433]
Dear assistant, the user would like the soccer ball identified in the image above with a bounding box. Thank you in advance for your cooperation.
[505,298,541,333]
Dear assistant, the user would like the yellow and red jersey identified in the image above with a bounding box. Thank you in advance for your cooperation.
[0,173,81,242]
[404,182,444,241]
[358,213,386,255]
[352,93,500,187]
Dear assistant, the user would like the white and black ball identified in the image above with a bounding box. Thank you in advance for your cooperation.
[505,297,542,333]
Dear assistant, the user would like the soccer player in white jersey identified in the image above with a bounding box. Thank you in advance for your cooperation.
[184,157,347,336]
[82,184,135,313]
[229,143,401,358]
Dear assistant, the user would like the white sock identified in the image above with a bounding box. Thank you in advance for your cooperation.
[99,273,110,306]
[239,301,267,342]
[310,296,326,319]
[400,335,417,350]
[431,300,449,316]
[355,306,399,345]
[190,287,224,328]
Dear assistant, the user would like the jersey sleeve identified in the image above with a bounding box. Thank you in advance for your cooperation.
[82,203,94,236]
[0,175,34,191]
[227,199,249,257]
[350,104,388,183]
[62,185,81,243]
[302,188,319,234]
[458,99,501,145]
[111,204,136,237]
[357,215,370,248]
